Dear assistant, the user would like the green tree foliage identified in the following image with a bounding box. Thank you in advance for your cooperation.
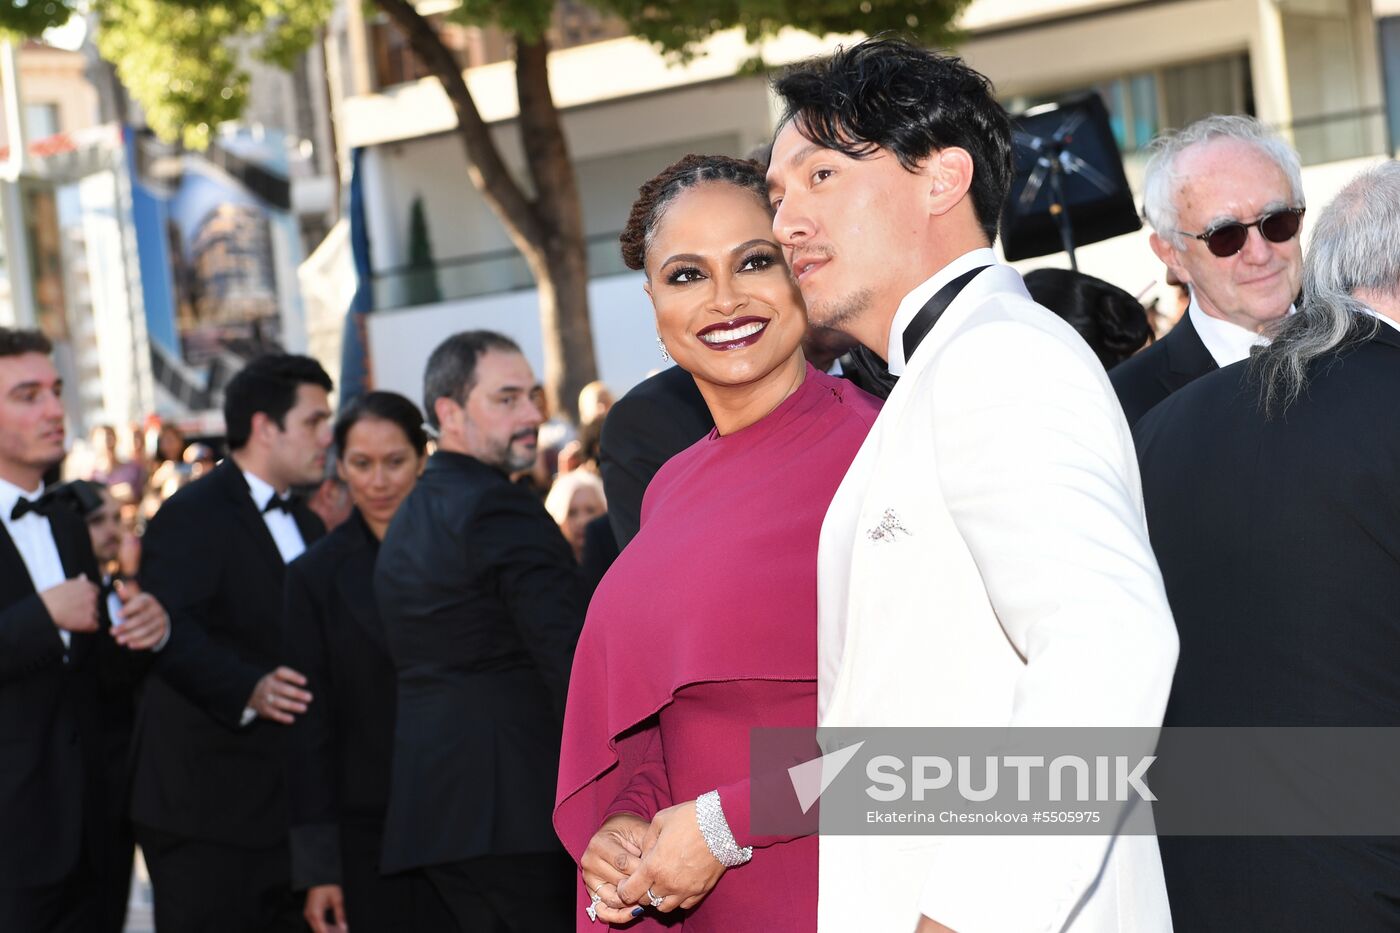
[592,0,969,60]
[93,0,333,149]
[0,0,74,40]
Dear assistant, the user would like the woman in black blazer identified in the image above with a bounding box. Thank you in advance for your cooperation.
[284,391,452,933]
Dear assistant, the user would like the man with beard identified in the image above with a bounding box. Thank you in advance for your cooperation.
[376,330,587,932]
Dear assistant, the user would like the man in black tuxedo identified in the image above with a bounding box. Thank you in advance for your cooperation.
[1135,162,1400,930]
[1110,115,1304,425]
[0,329,169,933]
[598,363,712,549]
[133,354,332,932]
[377,330,586,932]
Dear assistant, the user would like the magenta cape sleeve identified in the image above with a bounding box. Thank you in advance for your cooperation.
[552,369,880,925]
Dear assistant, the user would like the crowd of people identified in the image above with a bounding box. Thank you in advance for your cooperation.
[1,32,1398,933]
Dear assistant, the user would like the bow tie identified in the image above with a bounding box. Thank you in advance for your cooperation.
[263,494,296,515]
[10,494,55,521]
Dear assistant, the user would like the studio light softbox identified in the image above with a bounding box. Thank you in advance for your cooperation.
[999,93,1141,264]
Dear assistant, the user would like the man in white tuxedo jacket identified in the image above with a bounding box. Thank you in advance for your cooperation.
[766,38,1180,933]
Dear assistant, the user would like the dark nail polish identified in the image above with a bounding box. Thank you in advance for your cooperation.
[631,906,645,917]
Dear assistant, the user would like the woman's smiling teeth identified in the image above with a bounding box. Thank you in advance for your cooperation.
[700,321,766,344]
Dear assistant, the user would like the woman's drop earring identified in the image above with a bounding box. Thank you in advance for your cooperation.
[658,337,670,362]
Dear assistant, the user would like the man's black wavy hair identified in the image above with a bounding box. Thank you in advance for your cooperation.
[773,35,1014,243]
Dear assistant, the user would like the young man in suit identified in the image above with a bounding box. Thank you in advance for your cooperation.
[1137,162,1400,931]
[376,330,586,932]
[133,354,332,932]
[1109,115,1305,425]
[767,38,1179,932]
[0,329,169,933]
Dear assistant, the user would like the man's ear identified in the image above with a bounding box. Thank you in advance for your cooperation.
[432,396,458,434]
[927,147,975,218]
[1149,232,1190,285]
[248,411,273,447]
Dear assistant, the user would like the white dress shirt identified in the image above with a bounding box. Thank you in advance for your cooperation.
[1187,293,1295,368]
[242,469,307,565]
[885,247,998,375]
[0,477,71,648]
[241,468,306,726]
[1365,307,1400,334]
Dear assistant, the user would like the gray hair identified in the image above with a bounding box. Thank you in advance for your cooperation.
[1250,160,1400,416]
[422,330,521,430]
[1142,115,1304,246]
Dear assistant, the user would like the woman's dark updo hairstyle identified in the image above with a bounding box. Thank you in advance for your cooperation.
[619,154,770,272]
[333,390,429,459]
[1022,268,1153,370]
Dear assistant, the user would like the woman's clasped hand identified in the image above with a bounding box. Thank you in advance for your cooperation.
[580,802,728,922]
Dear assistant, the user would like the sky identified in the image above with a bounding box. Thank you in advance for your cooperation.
[44,10,88,51]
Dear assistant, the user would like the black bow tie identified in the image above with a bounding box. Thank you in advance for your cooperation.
[263,494,295,515]
[10,494,55,521]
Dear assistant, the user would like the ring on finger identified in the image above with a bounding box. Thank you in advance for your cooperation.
[647,886,664,908]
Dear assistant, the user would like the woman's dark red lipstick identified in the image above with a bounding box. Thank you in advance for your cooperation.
[696,316,770,350]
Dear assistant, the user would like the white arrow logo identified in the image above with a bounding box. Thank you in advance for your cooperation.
[788,741,866,814]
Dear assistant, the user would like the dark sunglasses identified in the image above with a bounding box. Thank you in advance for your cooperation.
[1182,207,1305,258]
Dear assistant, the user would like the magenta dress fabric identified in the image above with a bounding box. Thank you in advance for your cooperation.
[554,367,879,931]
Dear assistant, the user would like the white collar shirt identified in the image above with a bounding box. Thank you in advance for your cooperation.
[1364,307,1400,334]
[242,469,306,565]
[1187,293,1295,368]
[885,248,998,376]
[0,477,71,648]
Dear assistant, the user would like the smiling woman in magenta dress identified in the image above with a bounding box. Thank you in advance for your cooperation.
[553,155,878,932]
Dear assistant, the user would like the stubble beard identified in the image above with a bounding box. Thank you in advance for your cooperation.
[805,286,875,336]
[488,434,536,474]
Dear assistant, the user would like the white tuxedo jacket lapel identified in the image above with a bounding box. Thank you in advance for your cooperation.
[816,264,1179,933]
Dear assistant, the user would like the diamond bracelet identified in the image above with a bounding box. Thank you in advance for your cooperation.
[696,789,754,868]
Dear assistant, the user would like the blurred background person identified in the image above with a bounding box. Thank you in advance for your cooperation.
[298,474,353,533]
[285,391,455,933]
[88,425,144,496]
[1023,268,1154,369]
[181,443,218,480]
[73,480,149,933]
[577,380,614,425]
[133,355,333,933]
[376,331,586,933]
[544,469,607,564]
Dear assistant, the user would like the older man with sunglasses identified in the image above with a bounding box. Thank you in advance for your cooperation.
[1110,115,1304,426]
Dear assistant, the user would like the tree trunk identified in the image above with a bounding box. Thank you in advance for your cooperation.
[515,37,597,425]
[373,0,598,422]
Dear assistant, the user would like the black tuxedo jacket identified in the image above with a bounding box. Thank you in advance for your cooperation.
[132,459,324,846]
[1109,311,1217,426]
[375,451,586,873]
[1134,322,1400,930]
[599,364,714,549]
[283,511,396,889]
[0,500,110,887]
